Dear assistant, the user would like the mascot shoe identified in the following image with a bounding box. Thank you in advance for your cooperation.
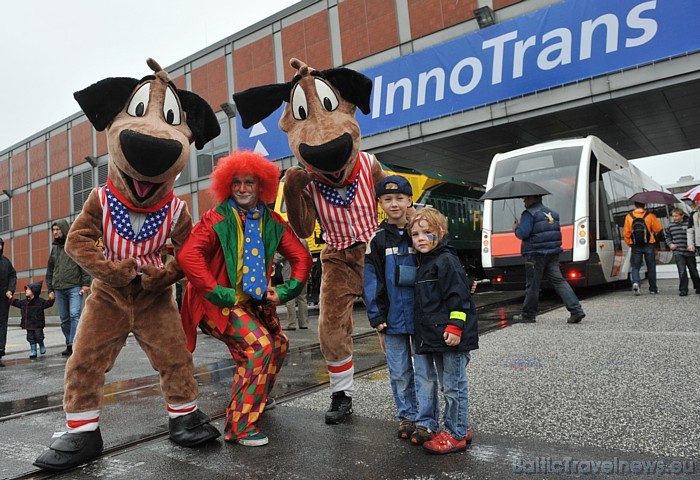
[33,428,104,471]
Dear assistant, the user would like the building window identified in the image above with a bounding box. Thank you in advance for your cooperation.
[98,163,109,186]
[0,198,9,233]
[72,169,94,213]
[197,119,229,179]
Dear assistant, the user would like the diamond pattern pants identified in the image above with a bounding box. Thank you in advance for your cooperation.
[201,304,288,440]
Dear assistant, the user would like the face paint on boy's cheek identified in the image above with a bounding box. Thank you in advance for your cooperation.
[427,234,438,244]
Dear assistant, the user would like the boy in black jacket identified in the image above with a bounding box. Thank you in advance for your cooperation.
[9,280,54,358]
[408,207,478,455]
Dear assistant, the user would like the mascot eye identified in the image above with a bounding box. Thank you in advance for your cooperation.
[126,83,151,117]
[291,84,308,120]
[163,87,182,125]
[314,79,339,112]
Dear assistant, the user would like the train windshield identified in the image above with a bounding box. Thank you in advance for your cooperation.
[490,146,582,233]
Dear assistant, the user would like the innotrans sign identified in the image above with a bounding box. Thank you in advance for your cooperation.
[237,0,700,160]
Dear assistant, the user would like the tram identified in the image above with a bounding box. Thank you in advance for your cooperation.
[274,163,486,274]
[481,136,682,289]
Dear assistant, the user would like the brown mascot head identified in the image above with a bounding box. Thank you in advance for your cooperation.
[74,58,221,209]
[233,58,372,188]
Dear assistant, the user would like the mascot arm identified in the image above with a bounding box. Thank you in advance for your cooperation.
[66,189,137,287]
[274,226,313,304]
[141,205,192,292]
[371,155,387,187]
[283,166,317,238]
[177,213,237,307]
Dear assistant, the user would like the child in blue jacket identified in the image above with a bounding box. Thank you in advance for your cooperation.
[364,175,427,440]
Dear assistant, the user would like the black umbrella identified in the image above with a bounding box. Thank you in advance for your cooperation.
[481,180,551,200]
[629,190,678,205]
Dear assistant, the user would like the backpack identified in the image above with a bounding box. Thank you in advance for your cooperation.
[630,212,650,245]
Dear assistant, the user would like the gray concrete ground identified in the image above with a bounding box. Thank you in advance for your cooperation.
[1,278,698,479]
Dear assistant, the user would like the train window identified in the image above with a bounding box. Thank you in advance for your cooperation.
[491,146,582,232]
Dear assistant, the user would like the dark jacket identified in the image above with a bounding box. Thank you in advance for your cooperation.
[413,238,478,354]
[46,219,92,291]
[0,254,17,296]
[9,281,54,330]
[515,201,563,256]
[364,221,416,333]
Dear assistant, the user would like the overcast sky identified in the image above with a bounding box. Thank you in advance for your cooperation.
[1,1,698,188]
[0,0,296,151]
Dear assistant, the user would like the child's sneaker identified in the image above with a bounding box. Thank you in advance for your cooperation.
[423,430,468,455]
[632,283,641,296]
[410,425,434,445]
[398,419,416,439]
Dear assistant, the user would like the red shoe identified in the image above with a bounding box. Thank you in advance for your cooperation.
[423,430,468,455]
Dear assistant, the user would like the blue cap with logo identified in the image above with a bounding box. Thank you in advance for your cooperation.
[376,175,413,198]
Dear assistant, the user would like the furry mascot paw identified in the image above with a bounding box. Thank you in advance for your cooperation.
[34,58,222,471]
[234,58,385,424]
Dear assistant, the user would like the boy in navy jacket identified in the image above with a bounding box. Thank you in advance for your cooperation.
[408,207,478,454]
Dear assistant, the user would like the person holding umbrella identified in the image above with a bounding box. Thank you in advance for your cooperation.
[623,194,666,295]
[511,194,586,324]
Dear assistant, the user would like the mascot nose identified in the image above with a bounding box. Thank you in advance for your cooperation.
[119,129,183,177]
[298,133,353,172]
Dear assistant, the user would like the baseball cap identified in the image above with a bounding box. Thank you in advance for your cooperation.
[376,175,412,198]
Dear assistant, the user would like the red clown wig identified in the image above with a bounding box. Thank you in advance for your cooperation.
[209,150,281,205]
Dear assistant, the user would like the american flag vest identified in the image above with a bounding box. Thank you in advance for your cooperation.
[98,186,184,270]
[308,151,378,250]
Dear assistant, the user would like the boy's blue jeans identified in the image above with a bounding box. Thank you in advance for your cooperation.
[414,350,470,440]
[55,287,83,345]
[384,333,418,421]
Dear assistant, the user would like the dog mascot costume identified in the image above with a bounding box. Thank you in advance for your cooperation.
[233,58,385,424]
[34,59,221,471]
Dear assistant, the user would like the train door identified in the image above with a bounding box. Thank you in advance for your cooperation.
[595,159,624,281]
[600,166,638,280]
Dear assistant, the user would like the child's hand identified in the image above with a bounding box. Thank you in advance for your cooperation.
[5,291,11,299]
[444,331,460,346]
[375,322,387,333]
[48,291,55,301]
[670,243,677,251]
[689,245,696,252]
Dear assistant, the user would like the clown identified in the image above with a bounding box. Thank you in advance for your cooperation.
[34,59,221,471]
[178,150,311,446]
[233,58,385,424]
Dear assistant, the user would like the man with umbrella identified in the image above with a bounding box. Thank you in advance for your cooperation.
[511,193,586,324]
[482,180,585,324]
[623,196,664,295]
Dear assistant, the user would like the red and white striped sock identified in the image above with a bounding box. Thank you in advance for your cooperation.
[327,356,354,396]
[66,410,100,433]
[167,400,198,419]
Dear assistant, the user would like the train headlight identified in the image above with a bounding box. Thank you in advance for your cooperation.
[579,238,586,245]
[483,247,489,253]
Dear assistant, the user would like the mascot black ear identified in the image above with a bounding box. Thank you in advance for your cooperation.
[177,90,222,149]
[323,68,373,115]
[233,83,292,129]
[73,77,140,131]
